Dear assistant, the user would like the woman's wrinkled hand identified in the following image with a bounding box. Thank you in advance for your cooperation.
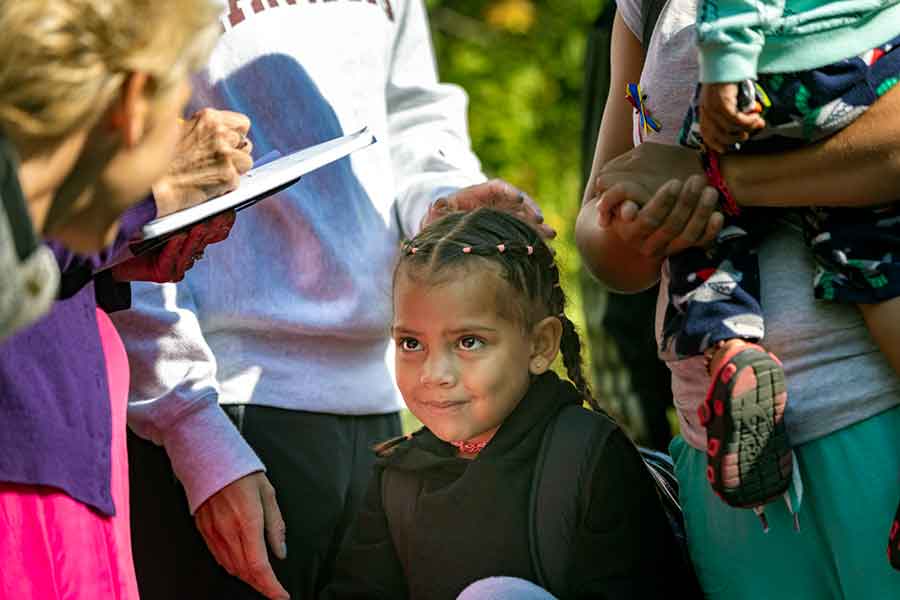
[152,109,253,217]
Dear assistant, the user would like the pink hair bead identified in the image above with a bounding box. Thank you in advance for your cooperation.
[526,245,534,255]
[462,246,472,254]
[497,244,506,253]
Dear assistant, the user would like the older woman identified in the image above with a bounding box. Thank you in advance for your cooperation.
[0,1,233,597]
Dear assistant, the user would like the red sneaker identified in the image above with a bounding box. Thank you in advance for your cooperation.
[698,342,792,507]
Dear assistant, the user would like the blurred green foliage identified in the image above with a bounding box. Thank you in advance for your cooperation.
[426,0,606,378]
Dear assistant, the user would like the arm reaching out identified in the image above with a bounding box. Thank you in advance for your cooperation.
[384,0,486,238]
[593,83,900,210]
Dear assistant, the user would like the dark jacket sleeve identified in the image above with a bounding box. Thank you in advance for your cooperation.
[320,466,409,600]
[568,428,682,599]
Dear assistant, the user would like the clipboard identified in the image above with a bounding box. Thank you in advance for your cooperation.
[130,127,376,255]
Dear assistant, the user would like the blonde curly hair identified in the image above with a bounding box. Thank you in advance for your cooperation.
[0,0,219,141]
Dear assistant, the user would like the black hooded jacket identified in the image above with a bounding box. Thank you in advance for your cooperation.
[321,372,684,599]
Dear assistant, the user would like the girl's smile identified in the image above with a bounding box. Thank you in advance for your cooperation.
[418,399,467,410]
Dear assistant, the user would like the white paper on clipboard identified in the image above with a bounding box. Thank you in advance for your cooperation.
[131,127,376,254]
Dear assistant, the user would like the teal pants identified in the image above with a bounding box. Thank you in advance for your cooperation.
[671,405,900,599]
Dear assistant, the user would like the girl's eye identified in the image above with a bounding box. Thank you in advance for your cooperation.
[397,337,422,352]
[457,336,484,351]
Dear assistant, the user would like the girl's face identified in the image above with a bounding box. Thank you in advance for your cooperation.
[392,265,535,446]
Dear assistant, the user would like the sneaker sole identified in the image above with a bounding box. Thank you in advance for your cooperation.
[699,347,792,507]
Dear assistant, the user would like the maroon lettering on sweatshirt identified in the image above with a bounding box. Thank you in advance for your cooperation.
[224,0,394,32]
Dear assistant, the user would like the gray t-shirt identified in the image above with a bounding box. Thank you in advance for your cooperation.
[617,0,900,450]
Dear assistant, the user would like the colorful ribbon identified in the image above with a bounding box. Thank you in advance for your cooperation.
[626,82,661,139]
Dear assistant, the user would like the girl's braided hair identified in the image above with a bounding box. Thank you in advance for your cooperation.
[396,207,595,407]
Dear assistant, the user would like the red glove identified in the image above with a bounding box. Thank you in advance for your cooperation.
[111,211,235,283]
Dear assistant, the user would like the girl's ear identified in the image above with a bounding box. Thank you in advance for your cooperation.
[106,72,151,147]
[529,316,562,375]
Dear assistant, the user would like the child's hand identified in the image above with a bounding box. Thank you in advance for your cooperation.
[699,82,765,153]
[595,180,651,227]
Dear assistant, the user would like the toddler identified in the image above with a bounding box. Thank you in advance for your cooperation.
[673,0,900,540]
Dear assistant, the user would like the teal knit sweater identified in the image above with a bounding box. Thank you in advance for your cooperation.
[697,0,900,82]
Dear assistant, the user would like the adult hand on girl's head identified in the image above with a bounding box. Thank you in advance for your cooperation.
[152,108,254,217]
[422,179,556,240]
[603,175,723,258]
[110,211,235,282]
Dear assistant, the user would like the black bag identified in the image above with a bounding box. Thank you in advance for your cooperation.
[528,404,700,598]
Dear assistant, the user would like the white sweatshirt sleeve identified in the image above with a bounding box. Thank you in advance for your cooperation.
[386,0,487,238]
[113,280,265,514]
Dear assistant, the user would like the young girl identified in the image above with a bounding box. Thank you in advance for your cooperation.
[320,207,690,600]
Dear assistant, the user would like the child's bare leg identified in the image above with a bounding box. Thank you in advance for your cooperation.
[858,297,900,377]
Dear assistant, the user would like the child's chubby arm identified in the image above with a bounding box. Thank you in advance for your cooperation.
[699,82,766,153]
[577,173,722,293]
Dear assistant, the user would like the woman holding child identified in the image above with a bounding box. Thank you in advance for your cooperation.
[576,0,900,597]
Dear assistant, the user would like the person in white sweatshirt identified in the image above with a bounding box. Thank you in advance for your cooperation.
[111,1,550,599]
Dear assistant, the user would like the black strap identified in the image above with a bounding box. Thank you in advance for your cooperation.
[0,136,39,262]
[529,404,615,598]
[531,404,696,598]
[640,0,667,51]
[381,466,421,580]
[640,447,681,512]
